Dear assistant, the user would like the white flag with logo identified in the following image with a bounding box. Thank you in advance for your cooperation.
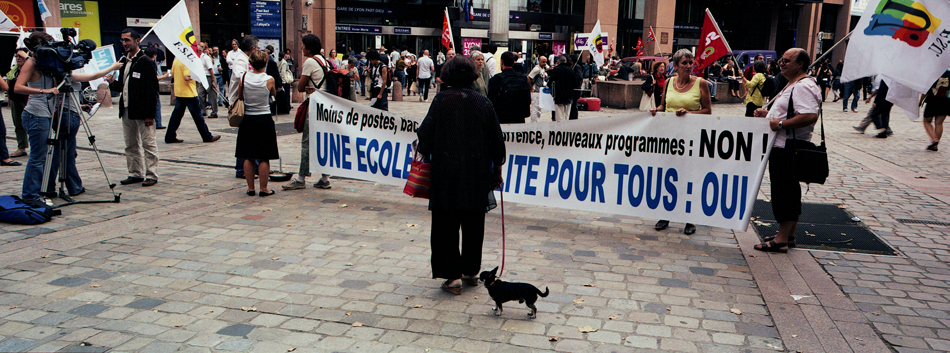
[0,10,15,31]
[151,0,209,89]
[37,0,53,25]
[587,20,604,67]
[841,0,950,94]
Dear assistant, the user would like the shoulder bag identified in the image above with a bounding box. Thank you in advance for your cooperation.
[227,73,247,127]
[403,140,431,199]
[294,57,327,132]
[783,85,829,184]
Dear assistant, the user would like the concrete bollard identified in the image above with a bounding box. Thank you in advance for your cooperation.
[391,81,403,101]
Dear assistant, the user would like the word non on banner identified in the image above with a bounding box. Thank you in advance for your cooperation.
[307,91,776,231]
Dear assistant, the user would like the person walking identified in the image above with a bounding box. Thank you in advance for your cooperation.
[416,55,506,295]
[548,55,577,122]
[198,43,218,119]
[109,29,161,187]
[752,48,821,253]
[649,49,712,235]
[236,50,279,197]
[283,34,334,190]
[922,70,950,151]
[165,56,221,144]
[417,50,435,102]
[278,51,295,113]
[865,77,893,139]
[841,78,861,113]
[0,75,19,167]
[367,49,392,111]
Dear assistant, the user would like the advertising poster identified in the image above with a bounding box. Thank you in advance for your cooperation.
[59,0,101,45]
[462,37,481,56]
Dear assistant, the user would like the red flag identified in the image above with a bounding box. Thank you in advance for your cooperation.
[645,27,656,46]
[636,37,644,56]
[441,8,454,50]
[693,9,732,75]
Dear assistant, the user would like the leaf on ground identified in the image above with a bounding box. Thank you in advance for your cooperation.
[502,328,509,331]
[573,298,585,305]
[345,263,354,266]
[790,295,811,301]
[855,337,863,341]
[241,306,257,312]
[8,306,18,309]
[271,257,280,261]
[608,315,619,320]
[730,308,742,315]
[872,312,880,316]
[413,304,423,308]
[583,283,594,287]
[340,204,348,208]
[405,223,418,227]
[352,321,363,327]
[828,261,837,266]
[346,312,352,316]
[89,284,101,288]
[578,325,598,333]
[174,324,183,327]
[792,334,798,338]
[287,348,296,352]
[766,343,783,350]
[549,337,559,342]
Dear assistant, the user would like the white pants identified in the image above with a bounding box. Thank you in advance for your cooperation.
[122,115,159,179]
[554,103,571,122]
[530,92,540,123]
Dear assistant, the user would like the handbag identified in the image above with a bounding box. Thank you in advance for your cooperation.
[227,73,247,127]
[294,61,326,133]
[783,87,828,184]
[403,140,431,199]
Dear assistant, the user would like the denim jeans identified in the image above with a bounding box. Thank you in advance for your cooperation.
[0,109,9,160]
[842,81,860,111]
[395,71,406,94]
[155,98,164,128]
[166,97,214,142]
[21,110,83,201]
[215,74,226,105]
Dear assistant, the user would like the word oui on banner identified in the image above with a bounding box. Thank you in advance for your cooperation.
[307,91,777,231]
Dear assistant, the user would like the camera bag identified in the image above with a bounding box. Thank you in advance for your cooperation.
[0,195,57,225]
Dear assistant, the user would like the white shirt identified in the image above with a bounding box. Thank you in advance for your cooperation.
[201,54,214,76]
[766,77,820,148]
[483,52,497,77]
[228,50,250,104]
[417,55,434,79]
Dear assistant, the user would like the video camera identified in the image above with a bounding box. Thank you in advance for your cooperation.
[33,28,97,78]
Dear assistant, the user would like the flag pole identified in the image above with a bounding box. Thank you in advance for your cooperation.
[810,30,854,70]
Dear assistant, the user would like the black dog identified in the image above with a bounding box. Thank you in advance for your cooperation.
[479,266,549,319]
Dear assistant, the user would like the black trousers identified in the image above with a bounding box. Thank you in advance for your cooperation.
[768,147,801,223]
[745,102,761,117]
[872,103,892,130]
[430,208,485,280]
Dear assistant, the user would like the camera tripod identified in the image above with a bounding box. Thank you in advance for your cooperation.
[40,73,120,208]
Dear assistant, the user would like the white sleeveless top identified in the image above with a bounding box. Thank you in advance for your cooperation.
[242,71,272,115]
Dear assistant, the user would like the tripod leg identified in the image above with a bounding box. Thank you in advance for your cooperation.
[69,91,121,200]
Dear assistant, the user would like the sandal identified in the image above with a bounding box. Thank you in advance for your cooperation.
[441,279,462,295]
[754,240,788,253]
[10,150,26,158]
[763,235,796,248]
[1,159,22,166]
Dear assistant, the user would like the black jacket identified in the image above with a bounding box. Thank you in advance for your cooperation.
[548,65,576,104]
[109,50,158,120]
[487,68,531,124]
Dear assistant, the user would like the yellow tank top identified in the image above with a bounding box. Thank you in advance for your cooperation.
[665,78,702,113]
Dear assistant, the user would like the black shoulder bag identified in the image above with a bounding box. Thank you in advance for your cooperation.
[783,85,829,185]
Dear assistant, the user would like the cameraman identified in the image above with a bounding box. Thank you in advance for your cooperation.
[14,32,121,204]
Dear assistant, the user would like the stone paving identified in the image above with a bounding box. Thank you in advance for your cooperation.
[0,90,946,352]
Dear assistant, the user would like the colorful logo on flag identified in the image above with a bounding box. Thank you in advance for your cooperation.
[179,26,200,56]
[865,0,942,47]
[592,33,603,53]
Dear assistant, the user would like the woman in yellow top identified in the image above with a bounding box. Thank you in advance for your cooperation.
[742,60,768,117]
[648,48,711,235]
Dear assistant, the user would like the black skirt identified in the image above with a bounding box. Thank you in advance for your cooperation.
[924,96,950,118]
[235,113,279,160]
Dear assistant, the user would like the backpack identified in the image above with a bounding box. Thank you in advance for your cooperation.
[0,195,57,225]
[314,56,352,98]
[492,71,532,121]
[762,75,777,98]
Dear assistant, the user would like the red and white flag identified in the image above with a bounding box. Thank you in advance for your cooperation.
[693,9,732,75]
[645,26,656,46]
[441,8,455,51]
[636,37,644,56]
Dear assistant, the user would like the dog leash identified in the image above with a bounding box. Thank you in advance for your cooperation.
[499,184,506,278]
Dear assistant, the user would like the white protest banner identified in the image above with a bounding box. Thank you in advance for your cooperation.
[151,0,209,89]
[307,91,776,231]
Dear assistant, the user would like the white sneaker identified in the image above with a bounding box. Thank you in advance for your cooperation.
[282,179,306,190]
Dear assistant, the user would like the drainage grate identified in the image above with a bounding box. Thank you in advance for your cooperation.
[750,200,898,256]
[897,219,950,227]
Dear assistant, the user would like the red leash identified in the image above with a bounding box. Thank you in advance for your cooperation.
[499,184,506,278]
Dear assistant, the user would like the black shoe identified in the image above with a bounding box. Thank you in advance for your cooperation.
[259,190,275,197]
[655,220,669,231]
[69,188,86,197]
[874,132,888,138]
[927,142,939,151]
[246,190,256,196]
[710,97,718,102]
[166,138,184,144]
[208,114,218,119]
[204,135,221,143]
[39,191,57,198]
[142,179,158,187]
[156,126,167,130]
[120,176,145,185]
[236,172,245,179]
[684,223,696,235]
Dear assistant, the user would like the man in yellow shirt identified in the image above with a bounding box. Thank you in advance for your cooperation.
[164,57,220,143]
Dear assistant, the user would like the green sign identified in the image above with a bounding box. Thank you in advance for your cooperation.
[60,0,86,17]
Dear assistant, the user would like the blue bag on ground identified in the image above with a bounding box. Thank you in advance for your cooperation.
[0,195,56,225]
